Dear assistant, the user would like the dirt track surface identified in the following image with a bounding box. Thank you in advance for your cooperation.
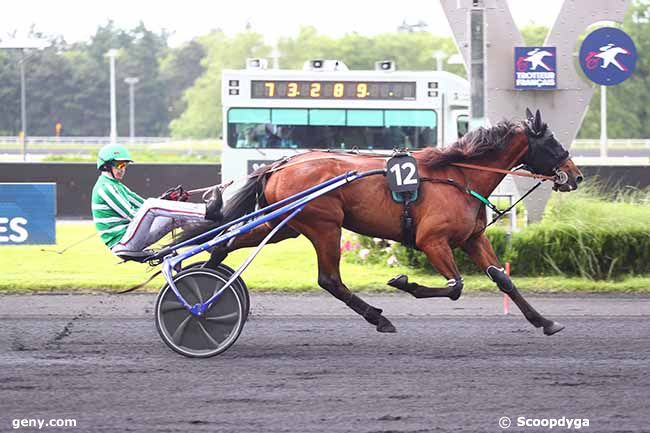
[1,293,649,433]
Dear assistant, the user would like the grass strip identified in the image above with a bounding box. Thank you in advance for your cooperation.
[1,222,649,294]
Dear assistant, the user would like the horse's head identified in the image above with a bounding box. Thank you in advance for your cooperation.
[522,108,583,192]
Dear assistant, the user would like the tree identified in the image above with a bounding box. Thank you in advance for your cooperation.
[0,50,20,135]
[160,40,207,122]
[520,23,549,46]
[170,31,270,138]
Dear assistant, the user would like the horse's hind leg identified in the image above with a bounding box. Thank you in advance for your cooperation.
[388,242,464,300]
[462,233,564,336]
[296,222,396,333]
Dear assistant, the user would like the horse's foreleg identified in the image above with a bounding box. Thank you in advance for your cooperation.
[298,222,396,333]
[388,242,463,300]
[462,233,564,336]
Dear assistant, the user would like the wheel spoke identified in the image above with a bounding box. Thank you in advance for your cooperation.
[181,276,203,303]
[197,321,220,348]
[205,311,239,324]
[160,300,186,313]
[171,315,192,345]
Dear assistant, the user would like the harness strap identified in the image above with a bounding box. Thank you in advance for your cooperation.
[420,176,469,194]
[483,180,543,229]
[421,176,544,230]
[401,199,416,248]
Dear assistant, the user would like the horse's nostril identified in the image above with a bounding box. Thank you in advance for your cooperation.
[576,175,584,184]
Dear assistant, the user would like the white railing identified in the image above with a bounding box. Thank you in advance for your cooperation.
[0,136,175,146]
[572,139,650,149]
[0,137,648,148]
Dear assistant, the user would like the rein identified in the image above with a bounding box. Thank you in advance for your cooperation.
[185,153,387,198]
[448,162,554,181]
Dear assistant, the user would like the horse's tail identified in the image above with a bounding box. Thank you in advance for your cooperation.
[171,165,273,245]
[221,168,269,223]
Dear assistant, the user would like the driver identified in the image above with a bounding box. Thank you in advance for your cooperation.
[91,144,223,258]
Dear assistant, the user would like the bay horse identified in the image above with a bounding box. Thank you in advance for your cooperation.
[190,109,583,336]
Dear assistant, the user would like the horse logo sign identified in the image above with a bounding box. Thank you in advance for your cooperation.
[514,47,557,90]
[580,27,637,86]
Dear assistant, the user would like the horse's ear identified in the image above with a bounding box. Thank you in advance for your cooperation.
[524,108,536,134]
[534,109,542,131]
[525,107,534,121]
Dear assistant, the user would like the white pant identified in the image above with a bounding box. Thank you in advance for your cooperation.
[111,198,206,255]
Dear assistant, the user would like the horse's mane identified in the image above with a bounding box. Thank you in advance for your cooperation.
[419,119,521,169]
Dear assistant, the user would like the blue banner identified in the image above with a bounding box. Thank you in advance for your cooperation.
[579,27,637,86]
[0,183,56,245]
[514,46,557,90]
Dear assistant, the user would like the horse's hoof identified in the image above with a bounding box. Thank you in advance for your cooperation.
[387,274,407,289]
[543,321,565,336]
[376,317,397,333]
[448,287,462,301]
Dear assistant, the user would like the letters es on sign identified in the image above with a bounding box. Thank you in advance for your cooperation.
[387,154,419,194]
[579,27,637,86]
[514,47,557,90]
[0,183,56,245]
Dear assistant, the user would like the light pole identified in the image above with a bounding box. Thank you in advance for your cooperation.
[0,38,49,161]
[124,77,139,142]
[105,49,120,145]
[469,1,487,130]
[600,85,607,159]
[433,50,446,71]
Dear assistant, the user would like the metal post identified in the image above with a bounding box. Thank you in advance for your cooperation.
[434,51,446,71]
[510,196,517,233]
[0,38,49,160]
[128,82,134,141]
[600,85,608,159]
[124,77,139,142]
[19,50,27,161]
[106,49,119,145]
[469,2,487,130]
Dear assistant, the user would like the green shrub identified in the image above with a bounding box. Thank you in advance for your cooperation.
[522,183,650,279]
[342,228,512,275]
[511,224,650,279]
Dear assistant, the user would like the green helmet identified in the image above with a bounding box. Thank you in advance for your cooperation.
[96,144,133,169]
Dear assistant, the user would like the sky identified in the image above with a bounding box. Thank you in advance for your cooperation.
[1,0,565,47]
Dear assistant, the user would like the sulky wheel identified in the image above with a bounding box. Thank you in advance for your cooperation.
[185,261,250,319]
[155,268,246,358]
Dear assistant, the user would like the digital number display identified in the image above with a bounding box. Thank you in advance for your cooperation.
[251,80,416,100]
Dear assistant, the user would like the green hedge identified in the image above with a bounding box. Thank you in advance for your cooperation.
[512,224,650,279]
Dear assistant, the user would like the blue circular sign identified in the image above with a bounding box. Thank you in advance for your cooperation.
[579,27,637,86]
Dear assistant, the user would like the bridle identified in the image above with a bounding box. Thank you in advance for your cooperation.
[521,126,571,185]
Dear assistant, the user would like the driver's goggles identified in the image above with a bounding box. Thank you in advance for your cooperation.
[114,161,130,170]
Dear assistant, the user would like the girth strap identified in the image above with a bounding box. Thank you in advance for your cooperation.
[401,198,416,249]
